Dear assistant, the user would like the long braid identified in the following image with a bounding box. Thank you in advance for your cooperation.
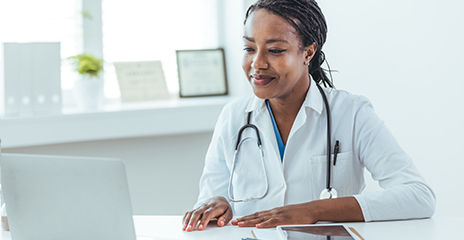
[244,0,334,88]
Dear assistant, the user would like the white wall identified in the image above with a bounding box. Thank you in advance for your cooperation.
[220,0,252,96]
[317,0,464,216]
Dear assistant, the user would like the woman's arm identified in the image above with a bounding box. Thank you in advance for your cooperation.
[232,197,364,228]
[312,197,364,222]
[351,96,435,221]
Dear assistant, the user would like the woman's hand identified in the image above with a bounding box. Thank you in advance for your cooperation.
[182,196,233,232]
[231,197,364,228]
[231,202,318,228]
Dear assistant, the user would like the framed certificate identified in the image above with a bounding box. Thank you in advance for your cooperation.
[114,61,170,102]
[176,48,228,97]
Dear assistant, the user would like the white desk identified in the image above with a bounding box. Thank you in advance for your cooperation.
[0,215,461,239]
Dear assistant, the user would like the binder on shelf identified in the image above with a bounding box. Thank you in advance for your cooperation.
[2,42,62,117]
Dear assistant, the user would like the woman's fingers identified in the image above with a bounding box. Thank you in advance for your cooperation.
[197,204,233,230]
[232,210,278,227]
[256,217,280,228]
[237,216,270,227]
[217,206,233,227]
[185,207,206,231]
[182,211,188,225]
[233,210,272,225]
[197,207,223,230]
[183,211,193,230]
[183,197,233,231]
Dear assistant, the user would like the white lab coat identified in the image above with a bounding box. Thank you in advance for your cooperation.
[195,79,436,221]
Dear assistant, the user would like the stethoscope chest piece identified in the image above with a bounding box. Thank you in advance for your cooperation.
[320,188,338,200]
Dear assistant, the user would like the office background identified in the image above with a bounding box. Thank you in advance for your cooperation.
[1,0,463,217]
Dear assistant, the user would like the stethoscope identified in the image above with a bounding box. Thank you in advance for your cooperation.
[228,83,340,202]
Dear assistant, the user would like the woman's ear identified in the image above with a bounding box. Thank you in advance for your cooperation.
[304,42,317,65]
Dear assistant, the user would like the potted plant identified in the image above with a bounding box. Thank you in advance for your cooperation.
[68,53,104,110]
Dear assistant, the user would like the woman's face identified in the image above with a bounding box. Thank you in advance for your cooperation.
[242,9,315,100]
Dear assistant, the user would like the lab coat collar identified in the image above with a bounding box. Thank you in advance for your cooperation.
[245,78,323,115]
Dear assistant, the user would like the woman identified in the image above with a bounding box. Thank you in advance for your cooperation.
[183,0,435,232]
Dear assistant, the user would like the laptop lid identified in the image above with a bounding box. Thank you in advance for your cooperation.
[0,153,136,240]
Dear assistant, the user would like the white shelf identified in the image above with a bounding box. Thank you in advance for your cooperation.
[0,97,230,148]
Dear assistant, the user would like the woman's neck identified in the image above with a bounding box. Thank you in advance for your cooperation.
[268,79,310,119]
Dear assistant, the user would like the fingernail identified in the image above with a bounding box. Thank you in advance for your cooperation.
[221,220,225,226]
[198,224,203,230]
[187,225,192,231]
[256,224,262,228]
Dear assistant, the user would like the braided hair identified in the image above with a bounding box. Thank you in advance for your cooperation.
[244,0,334,88]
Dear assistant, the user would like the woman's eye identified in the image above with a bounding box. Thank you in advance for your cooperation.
[243,47,255,52]
[269,49,286,54]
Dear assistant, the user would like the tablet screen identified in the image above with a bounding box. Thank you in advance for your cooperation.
[281,225,356,240]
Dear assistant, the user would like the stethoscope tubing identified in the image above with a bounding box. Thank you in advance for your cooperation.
[228,83,336,202]
[315,83,333,191]
[229,135,268,202]
[235,123,262,150]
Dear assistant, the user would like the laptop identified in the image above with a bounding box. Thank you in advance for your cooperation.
[0,153,136,240]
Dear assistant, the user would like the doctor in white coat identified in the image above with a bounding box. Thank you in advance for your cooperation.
[183,0,435,232]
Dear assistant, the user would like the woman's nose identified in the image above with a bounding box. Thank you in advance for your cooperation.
[252,51,268,70]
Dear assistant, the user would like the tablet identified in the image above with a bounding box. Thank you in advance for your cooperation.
[277,224,363,240]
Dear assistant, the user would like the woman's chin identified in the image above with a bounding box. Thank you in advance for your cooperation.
[249,79,278,99]
[252,88,273,100]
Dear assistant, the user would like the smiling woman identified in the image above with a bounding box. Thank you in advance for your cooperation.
[242,10,311,102]
[182,0,435,232]
[241,8,316,147]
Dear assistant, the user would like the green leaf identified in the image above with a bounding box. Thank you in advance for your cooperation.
[68,53,103,78]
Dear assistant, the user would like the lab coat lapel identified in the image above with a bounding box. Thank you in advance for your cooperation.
[287,80,323,142]
[287,106,307,142]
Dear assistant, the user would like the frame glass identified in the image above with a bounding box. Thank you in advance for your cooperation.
[176,48,228,97]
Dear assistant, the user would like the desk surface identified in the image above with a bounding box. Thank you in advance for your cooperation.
[0,215,461,239]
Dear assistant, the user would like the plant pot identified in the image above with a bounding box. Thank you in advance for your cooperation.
[73,75,104,111]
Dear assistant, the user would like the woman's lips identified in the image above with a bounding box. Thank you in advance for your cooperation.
[252,74,276,86]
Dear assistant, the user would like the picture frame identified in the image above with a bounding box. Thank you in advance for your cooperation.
[113,60,170,102]
[176,48,228,98]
